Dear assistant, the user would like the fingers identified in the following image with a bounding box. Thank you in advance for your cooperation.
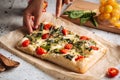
[34,0,44,29]
[56,0,75,17]
[34,9,43,29]
[23,0,44,34]
[56,0,63,17]
[23,13,33,34]
[34,13,42,29]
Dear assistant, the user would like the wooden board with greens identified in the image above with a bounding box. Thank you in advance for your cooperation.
[63,10,98,27]
[61,0,120,34]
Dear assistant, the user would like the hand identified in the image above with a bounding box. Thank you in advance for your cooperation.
[23,0,44,34]
[56,0,75,17]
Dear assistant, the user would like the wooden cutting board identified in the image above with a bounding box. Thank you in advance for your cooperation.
[1,13,120,80]
[61,0,120,34]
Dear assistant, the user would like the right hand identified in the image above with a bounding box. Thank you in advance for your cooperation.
[56,0,75,17]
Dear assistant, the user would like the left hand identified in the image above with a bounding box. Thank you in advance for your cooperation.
[23,0,44,34]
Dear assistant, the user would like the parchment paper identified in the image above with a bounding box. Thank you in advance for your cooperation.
[0,13,120,80]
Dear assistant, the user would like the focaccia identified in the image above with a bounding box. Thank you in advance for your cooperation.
[16,22,107,73]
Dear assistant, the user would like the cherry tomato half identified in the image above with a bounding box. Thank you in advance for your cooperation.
[36,47,47,55]
[107,67,119,78]
[60,49,68,54]
[44,24,51,30]
[42,33,49,39]
[75,56,84,61]
[80,36,89,40]
[62,29,68,35]
[90,46,99,50]
[22,39,30,47]
[64,43,73,50]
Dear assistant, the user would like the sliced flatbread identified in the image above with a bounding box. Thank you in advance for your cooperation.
[16,22,107,73]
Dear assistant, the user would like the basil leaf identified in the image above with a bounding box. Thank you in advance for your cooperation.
[80,17,90,24]
[52,49,60,54]
[41,44,51,51]
[36,32,42,38]
[63,10,98,27]
[90,16,98,27]
[69,11,84,19]
[80,12,96,18]
[65,39,73,44]
[25,35,32,41]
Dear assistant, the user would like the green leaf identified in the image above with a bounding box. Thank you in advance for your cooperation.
[90,16,98,27]
[36,32,42,38]
[41,44,51,51]
[69,11,84,19]
[80,12,96,18]
[80,17,90,24]
[53,49,60,54]
[63,10,98,27]
[25,35,32,41]
[63,10,81,15]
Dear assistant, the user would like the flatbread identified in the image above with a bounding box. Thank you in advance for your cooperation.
[16,22,107,73]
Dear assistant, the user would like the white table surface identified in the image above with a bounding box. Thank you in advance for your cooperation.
[0,0,120,80]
